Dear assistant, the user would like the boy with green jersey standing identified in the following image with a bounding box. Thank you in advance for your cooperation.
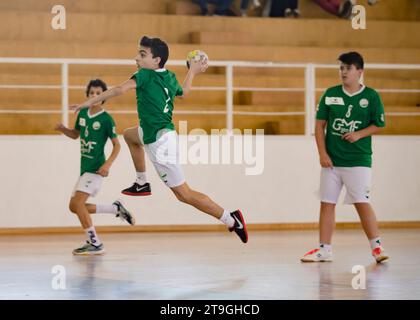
[301,52,389,263]
[56,79,135,255]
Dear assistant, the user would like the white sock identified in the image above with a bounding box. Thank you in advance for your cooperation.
[219,209,235,228]
[96,204,118,214]
[136,171,147,185]
[320,243,332,252]
[369,237,382,250]
[84,226,102,246]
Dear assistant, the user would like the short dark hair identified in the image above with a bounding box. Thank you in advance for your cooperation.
[338,51,364,70]
[86,79,108,104]
[140,36,169,68]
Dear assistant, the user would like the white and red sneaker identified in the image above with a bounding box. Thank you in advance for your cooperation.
[372,247,389,263]
[301,248,332,262]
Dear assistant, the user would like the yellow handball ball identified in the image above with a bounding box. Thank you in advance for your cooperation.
[186,50,209,69]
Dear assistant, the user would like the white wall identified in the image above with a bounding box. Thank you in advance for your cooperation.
[0,135,419,228]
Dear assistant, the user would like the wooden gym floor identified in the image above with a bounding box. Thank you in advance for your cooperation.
[0,229,419,300]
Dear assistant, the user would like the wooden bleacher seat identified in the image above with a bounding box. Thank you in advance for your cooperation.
[0,0,419,135]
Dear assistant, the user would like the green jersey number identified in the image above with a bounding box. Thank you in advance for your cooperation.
[163,87,170,113]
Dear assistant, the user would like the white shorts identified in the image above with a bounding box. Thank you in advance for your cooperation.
[320,167,372,205]
[72,172,103,197]
[139,127,186,188]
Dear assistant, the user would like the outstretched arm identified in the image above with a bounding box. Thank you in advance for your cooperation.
[70,79,137,112]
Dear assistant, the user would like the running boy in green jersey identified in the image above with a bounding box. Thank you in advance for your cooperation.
[55,79,135,255]
[71,37,248,243]
[301,52,389,263]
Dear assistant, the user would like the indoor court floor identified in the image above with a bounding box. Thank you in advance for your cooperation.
[0,229,419,300]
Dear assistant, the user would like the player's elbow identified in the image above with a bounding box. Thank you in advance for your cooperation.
[113,142,121,153]
[180,87,190,98]
[315,123,326,133]
[374,126,383,134]
[112,139,121,151]
[113,85,125,96]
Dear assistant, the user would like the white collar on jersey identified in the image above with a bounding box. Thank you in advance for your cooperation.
[155,68,167,72]
[342,84,366,97]
[87,108,105,119]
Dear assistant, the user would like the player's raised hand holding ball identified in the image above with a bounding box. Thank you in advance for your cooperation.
[186,50,209,74]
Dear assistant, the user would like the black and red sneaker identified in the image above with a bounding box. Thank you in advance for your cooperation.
[121,182,151,196]
[229,210,248,243]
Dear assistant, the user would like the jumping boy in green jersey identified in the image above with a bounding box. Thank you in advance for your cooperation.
[301,52,389,263]
[55,79,135,255]
[71,37,248,243]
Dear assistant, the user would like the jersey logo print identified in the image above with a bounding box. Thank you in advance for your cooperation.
[332,119,362,136]
[93,121,101,130]
[359,98,369,108]
[79,118,86,126]
[325,97,345,105]
[80,139,97,158]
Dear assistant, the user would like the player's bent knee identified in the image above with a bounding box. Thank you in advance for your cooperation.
[175,192,186,203]
[123,127,140,146]
[69,200,77,213]
[69,198,83,213]
[123,128,132,143]
[175,191,193,204]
